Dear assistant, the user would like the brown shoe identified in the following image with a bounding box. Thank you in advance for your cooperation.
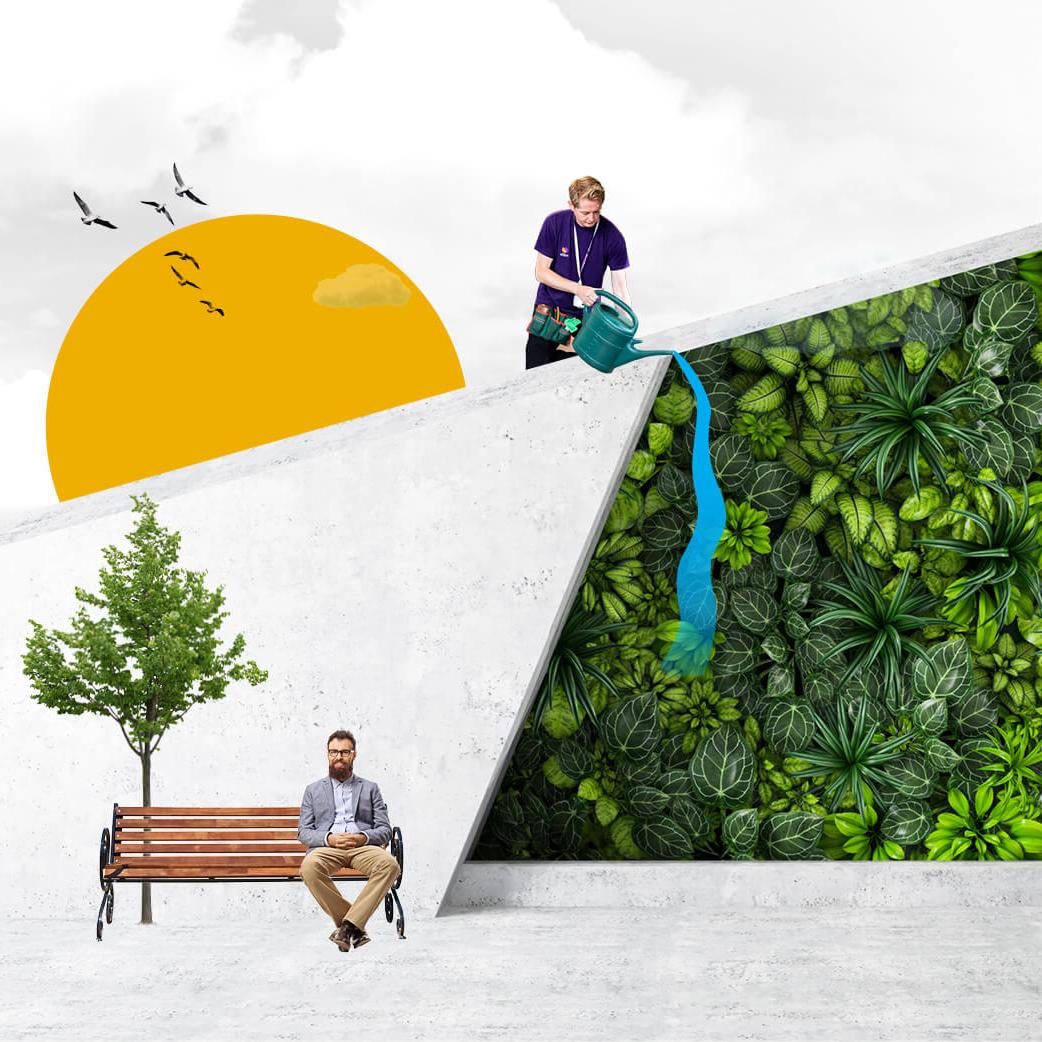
[329,929,351,952]
[335,919,370,949]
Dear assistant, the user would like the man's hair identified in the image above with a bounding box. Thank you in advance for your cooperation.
[327,729,356,750]
[568,176,605,207]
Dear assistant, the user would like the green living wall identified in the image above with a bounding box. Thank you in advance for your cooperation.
[475,253,1042,862]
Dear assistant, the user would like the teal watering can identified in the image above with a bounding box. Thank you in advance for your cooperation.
[573,289,674,373]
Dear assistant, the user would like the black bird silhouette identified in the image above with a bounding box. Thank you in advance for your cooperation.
[170,265,200,289]
[164,250,199,268]
[73,191,117,229]
[199,300,224,316]
[141,200,174,225]
[173,163,207,205]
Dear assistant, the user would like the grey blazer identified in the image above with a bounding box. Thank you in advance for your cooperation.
[298,774,392,849]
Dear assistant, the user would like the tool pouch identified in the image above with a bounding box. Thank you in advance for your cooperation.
[527,304,573,344]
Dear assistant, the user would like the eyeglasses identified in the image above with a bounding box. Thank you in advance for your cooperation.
[327,749,356,758]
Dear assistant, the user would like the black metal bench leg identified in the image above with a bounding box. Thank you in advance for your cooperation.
[96,884,112,942]
[391,887,406,939]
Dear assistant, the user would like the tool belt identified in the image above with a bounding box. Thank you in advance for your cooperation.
[527,304,581,345]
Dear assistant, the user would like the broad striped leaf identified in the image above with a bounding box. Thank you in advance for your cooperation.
[763,700,815,752]
[881,799,932,845]
[763,344,801,376]
[973,281,1038,342]
[1000,382,1042,433]
[737,373,787,414]
[643,509,688,551]
[836,492,873,545]
[723,808,759,855]
[746,462,800,520]
[771,528,820,580]
[910,638,972,702]
[785,496,830,534]
[671,795,713,842]
[710,433,756,494]
[907,290,964,350]
[602,693,660,760]
[628,785,670,818]
[688,725,757,809]
[940,261,1017,298]
[633,816,694,859]
[730,586,779,635]
[763,811,823,860]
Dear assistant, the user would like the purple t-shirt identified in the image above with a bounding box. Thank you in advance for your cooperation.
[534,210,629,318]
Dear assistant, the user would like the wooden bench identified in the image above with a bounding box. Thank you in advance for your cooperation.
[97,804,405,941]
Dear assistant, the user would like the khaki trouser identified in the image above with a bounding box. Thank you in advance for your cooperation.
[300,844,400,930]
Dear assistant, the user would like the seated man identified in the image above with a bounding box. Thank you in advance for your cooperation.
[298,729,401,951]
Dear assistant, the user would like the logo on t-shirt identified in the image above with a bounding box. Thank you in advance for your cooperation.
[560,246,569,257]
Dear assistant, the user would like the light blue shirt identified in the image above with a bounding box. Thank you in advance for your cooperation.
[325,775,367,844]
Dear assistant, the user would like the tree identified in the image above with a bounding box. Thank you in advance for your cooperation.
[23,493,268,923]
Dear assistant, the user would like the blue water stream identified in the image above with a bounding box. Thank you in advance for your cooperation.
[661,351,725,677]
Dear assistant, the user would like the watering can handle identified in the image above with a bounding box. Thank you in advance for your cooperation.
[592,288,639,331]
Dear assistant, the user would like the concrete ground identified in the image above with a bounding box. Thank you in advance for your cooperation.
[1,907,1040,1041]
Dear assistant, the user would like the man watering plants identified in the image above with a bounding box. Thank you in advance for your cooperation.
[524,175,631,369]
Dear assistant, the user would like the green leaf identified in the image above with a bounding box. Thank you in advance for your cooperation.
[907,290,964,350]
[689,725,757,809]
[737,373,787,414]
[763,344,801,376]
[723,808,759,856]
[785,496,830,534]
[973,281,1039,342]
[710,434,757,495]
[885,755,935,800]
[601,693,661,761]
[557,735,593,781]
[647,422,674,456]
[633,816,694,859]
[656,463,694,507]
[658,769,693,796]
[547,798,586,852]
[605,479,643,533]
[671,795,714,843]
[653,383,695,426]
[810,470,844,507]
[770,528,820,581]
[628,784,671,818]
[746,462,800,521]
[913,698,947,736]
[941,262,1017,298]
[729,586,780,635]
[762,811,824,860]
[923,737,959,773]
[802,383,829,423]
[594,796,620,826]
[880,799,932,845]
[836,492,873,545]
[1000,383,1042,434]
[762,700,815,753]
[643,509,688,551]
[949,688,998,738]
[910,638,972,702]
[626,449,658,482]
[968,339,1015,379]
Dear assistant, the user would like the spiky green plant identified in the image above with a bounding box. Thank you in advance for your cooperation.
[981,724,1042,805]
[532,607,631,733]
[713,500,771,569]
[832,348,987,496]
[733,410,793,460]
[812,553,947,696]
[925,784,1042,860]
[822,801,905,861]
[791,698,914,817]
[915,481,1042,650]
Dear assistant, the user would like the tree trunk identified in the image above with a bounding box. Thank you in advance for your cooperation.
[140,749,153,924]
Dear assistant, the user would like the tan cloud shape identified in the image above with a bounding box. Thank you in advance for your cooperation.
[313,263,412,309]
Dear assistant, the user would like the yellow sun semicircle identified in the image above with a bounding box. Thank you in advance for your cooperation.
[47,214,464,500]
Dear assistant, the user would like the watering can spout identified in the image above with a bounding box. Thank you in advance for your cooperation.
[573,290,673,373]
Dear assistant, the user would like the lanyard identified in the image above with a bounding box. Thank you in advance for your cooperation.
[572,220,599,285]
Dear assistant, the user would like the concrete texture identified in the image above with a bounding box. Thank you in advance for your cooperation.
[0,355,667,923]
[450,862,1042,910]
[1,910,1040,1040]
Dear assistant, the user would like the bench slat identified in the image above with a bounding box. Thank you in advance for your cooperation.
[118,818,299,829]
[105,866,366,879]
[118,807,296,816]
[113,856,319,868]
[116,843,308,854]
[116,830,301,842]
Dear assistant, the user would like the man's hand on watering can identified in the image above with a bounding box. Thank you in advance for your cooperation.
[574,283,598,307]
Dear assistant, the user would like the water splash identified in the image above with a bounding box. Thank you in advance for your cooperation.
[661,351,726,677]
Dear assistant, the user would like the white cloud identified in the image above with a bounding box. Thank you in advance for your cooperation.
[313,264,411,309]
[0,370,57,510]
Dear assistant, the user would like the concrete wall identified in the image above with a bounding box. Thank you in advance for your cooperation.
[0,354,671,922]
[3,221,1041,927]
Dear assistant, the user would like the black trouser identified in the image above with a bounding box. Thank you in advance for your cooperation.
[525,332,581,370]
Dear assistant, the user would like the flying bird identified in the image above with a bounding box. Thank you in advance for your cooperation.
[199,300,224,316]
[170,265,200,289]
[173,163,207,205]
[73,191,117,229]
[164,250,199,268]
[141,200,174,225]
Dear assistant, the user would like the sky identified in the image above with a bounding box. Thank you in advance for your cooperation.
[2,0,1042,520]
